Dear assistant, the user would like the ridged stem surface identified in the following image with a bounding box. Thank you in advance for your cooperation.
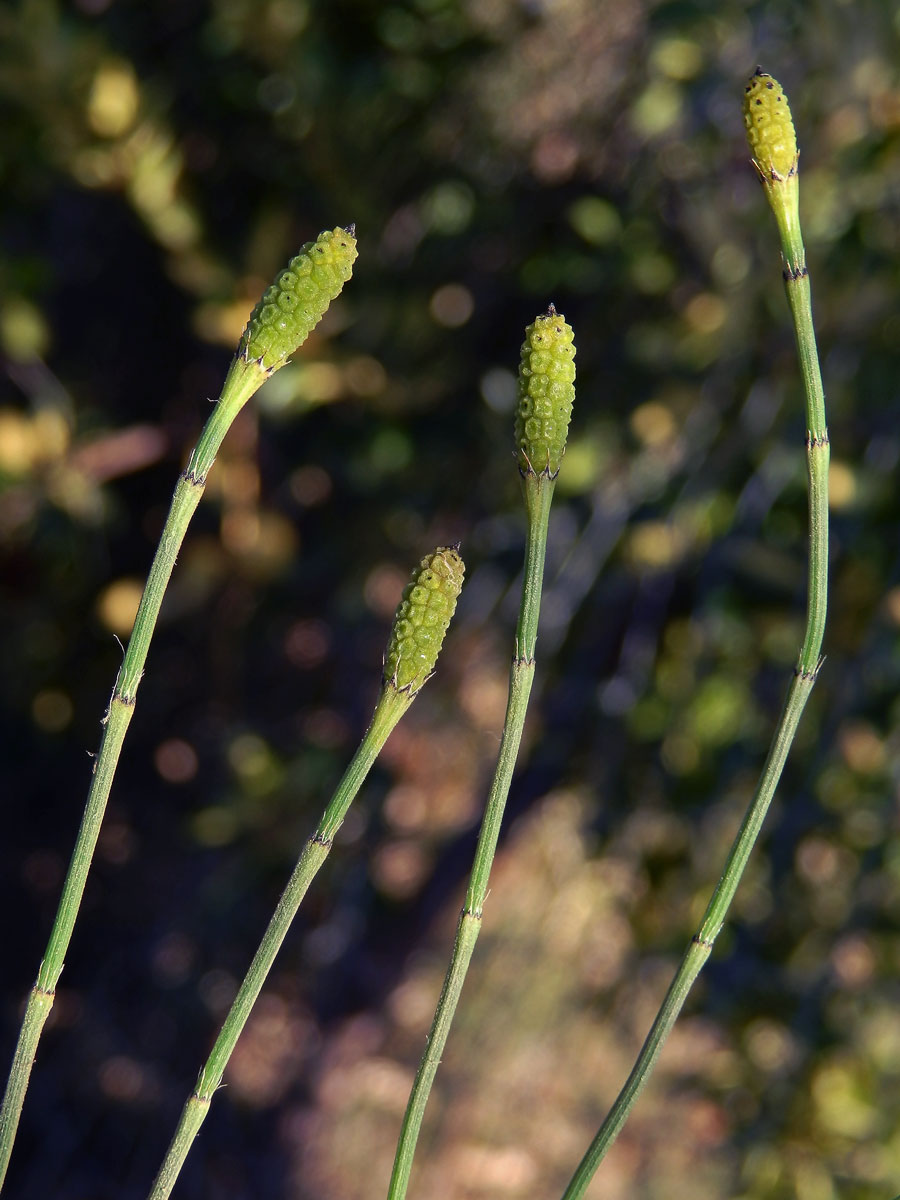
[559,184,828,1200]
[387,473,555,1200]
[148,684,412,1199]
[0,355,265,1192]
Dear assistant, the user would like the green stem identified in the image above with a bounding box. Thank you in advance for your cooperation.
[387,473,555,1200]
[559,214,828,1197]
[0,355,266,1193]
[148,683,412,1200]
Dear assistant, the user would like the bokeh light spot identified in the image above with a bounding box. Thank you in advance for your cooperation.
[567,196,622,246]
[554,437,601,494]
[300,707,349,750]
[661,731,700,775]
[711,243,751,288]
[152,931,196,986]
[98,819,136,866]
[371,840,431,899]
[629,251,676,295]
[884,586,900,626]
[829,460,857,509]
[429,283,474,327]
[88,61,140,137]
[257,74,296,115]
[421,181,475,235]
[294,361,344,404]
[98,1055,146,1101]
[831,934,876,988]
[744,1019,798,1072]
[289,464,332,506]
[32,689,73,733]
[192,807,238,847]
[369,427,413,474]
[0,409,37,475]
[684,292,727,334]
[627,521,687,567]
[364,562,409,619]
[227,733,277,786]
[838,721,885,774]
[651,37,702,80]
[630,401,677,448]
[154,738,199,784]
[480,367,517,414]
[284,619,330,669]
[531,130,579,182]
[96,578,143,637]
[345,355,387,397]
[0,298,50,361]
[631,80,683,138]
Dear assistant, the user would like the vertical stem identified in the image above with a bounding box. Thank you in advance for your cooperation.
[559,215,828,1197]
[387,474,555,1200]
[148,685,412,1200]
[0,355,266,1193]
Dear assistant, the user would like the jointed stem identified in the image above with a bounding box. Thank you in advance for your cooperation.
[0,355,266,1192]
[559,185,828,1198]
[387,473,555,1200]
[148,684,412,1200]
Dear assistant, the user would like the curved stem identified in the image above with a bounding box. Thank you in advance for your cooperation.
[148,684,412,1200]
[387,473,555,1200]
[559,213,828,1197]
[0,355,266,1193]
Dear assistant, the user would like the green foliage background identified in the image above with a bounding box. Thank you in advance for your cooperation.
[1,1,899,1197]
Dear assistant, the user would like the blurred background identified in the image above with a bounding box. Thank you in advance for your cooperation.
[1,0,899,1197]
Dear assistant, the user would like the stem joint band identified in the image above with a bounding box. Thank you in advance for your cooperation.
[794,658,824,683]
[518,455,562,483]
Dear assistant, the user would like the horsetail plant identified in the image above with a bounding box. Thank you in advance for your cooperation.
[147,545,465,1200]
[387,307,576,1200]
[559,69,829,1198]
[0,226,358,1191]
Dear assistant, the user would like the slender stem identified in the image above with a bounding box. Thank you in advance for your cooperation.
[387,473,555,1200]
[148,684,412,1200]
[559,210,828,1197]
[0,355,266,1192]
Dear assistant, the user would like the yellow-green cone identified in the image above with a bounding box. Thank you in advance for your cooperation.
[240,226,358,372]
[384,546,465,694]
[515,305,576,478]
[743,68,798,182]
